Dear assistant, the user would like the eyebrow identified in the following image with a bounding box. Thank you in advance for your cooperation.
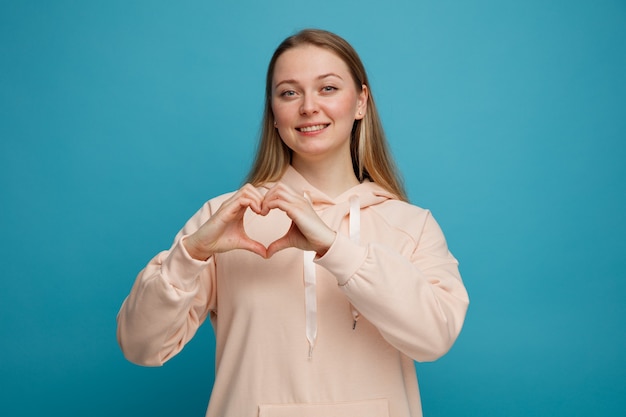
[274,73,344,89]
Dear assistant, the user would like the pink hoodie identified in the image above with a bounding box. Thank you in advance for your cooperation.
[117,166,469,417]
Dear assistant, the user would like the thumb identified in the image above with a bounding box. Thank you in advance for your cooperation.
[266,233,293,258]
[238,237,268,258]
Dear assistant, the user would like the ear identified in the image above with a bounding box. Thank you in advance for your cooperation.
[355,84,369,120]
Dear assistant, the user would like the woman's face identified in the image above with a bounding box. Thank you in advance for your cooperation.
[271,45,367,166]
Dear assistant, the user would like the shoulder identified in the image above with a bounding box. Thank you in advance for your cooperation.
[368,199,436,241]
[371,199,431,222]
[366,200,454,257]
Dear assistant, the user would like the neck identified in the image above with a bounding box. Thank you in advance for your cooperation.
[291,155,360,198]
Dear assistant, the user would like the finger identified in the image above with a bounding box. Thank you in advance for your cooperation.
[262,192,308,218]
[262,196,293,214]
[261,182,300,214]
[213,201,251,226]
[226,186,263,215]
[238,183,265,214]
[217,192,265,223]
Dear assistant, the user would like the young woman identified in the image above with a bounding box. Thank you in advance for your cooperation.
[117,29,469,417]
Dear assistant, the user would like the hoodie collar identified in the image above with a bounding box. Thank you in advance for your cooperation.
[263,165,395,210]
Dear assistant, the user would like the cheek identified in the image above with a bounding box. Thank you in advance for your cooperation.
[272,103,293,126]
[330,95,358,119]
[271,104,292,142]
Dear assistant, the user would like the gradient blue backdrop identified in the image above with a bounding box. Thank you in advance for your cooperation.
[1,1,624,416]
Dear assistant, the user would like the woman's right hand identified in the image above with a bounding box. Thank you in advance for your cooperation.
[183,184,267,260]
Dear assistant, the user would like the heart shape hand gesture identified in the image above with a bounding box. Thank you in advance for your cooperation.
[183,183,336,261]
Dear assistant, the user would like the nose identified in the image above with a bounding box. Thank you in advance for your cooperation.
[299,93,319,116]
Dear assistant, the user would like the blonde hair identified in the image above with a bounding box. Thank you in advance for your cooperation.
[246,29,407,202]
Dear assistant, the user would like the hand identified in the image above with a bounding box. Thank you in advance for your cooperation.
[184,184,267,260]
[261,182,336,258]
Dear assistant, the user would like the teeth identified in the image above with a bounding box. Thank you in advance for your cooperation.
[298,124,327,132]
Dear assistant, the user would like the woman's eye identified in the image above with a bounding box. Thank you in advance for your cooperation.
[322,86,337,93]
[281,90,296,97]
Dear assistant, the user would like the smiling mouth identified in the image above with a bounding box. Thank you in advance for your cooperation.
[296,124,329,133]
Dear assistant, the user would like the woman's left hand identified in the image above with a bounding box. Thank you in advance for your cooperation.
[261,182,336,258]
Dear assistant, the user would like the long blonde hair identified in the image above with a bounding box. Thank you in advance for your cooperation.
[246,29,407,202]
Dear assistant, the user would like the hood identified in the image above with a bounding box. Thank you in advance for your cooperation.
[262,166,397,358]
[262,165,395,227]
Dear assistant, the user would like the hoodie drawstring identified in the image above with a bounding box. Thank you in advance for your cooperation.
[303,250,317,359]
[303,195,362,359]
[348,195,361,330]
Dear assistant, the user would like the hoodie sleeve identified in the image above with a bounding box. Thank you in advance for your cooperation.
[315,210,469,362]
[116,202,218,367]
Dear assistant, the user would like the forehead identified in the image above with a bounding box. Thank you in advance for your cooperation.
[272,45,353,85]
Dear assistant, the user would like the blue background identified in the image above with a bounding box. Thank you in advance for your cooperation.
[1,1,624,416]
